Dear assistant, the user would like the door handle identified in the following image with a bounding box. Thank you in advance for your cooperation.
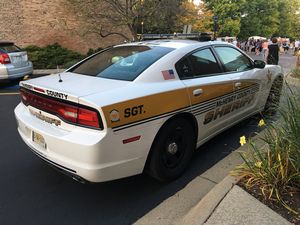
[193,89,203,97]
[234,82,242,89]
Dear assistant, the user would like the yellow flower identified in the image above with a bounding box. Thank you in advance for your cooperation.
[255,161,262,168]
[258,119,265,127]
[240,136,246,146]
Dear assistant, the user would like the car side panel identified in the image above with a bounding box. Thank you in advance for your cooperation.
[182,76,235,144]
[101,87,191,132]
[229,68,269,118]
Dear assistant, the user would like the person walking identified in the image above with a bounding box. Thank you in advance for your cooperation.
[262,40,268,61]
[283,42,289,54]
[255,39,261,55]
[294,39,299,55]
[267,38,280,65]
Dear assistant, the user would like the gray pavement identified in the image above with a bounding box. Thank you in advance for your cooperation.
[205,185,291,225]
[248,51,298,74]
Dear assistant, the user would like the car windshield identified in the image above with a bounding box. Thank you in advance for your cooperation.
[69,45,174,81]
[0,43,22,53]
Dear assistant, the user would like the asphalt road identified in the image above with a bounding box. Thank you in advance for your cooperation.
[0,53,297,225]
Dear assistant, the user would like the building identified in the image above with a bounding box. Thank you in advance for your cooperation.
[0,0,129,53]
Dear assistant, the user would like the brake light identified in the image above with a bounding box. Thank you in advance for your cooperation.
[0,53,11,64]
[78,108,100,128]
[20,89,101,129]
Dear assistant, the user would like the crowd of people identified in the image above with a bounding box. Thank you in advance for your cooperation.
[228,37,300,65]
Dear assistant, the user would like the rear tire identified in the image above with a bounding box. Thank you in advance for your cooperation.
[263,78,283,115]
[146,118,195,182]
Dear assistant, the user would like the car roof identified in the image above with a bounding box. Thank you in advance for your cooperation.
[116,40,227,50]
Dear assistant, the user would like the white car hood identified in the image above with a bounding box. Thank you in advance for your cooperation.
[20,72,130,103]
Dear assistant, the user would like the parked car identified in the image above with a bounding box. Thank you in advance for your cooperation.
[0,41,33,82]
[15,40,283,183]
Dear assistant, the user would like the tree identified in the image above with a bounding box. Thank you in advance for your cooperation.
[67,0,185,41]
[276,0,300,38]
[141,0,183,34]
[175,1,213,33]
[204,0,245,37]
[239,0,279,39]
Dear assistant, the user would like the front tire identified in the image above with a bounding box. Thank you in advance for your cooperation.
[146,118,195,182]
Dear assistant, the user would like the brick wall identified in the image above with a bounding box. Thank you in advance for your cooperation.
[0,0,130,54]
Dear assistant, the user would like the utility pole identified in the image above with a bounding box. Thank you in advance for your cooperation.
[213,15,219,40]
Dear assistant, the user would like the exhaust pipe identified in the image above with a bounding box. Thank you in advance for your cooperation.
[72,175,87,184]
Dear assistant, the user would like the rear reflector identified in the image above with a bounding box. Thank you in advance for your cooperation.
[33,87,45,93]
[123,136,141,144]
[20,88,102,129]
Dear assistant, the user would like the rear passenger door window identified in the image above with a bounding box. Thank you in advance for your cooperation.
[188,48,222,76]
[214,47,253,72]
[176,48,222,78]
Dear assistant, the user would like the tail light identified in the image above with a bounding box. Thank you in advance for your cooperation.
[20,88,102,129]
[0,53,11,64]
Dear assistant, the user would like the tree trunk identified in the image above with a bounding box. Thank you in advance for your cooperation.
[128,24,138,41]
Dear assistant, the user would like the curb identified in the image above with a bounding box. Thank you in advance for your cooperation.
[33,69,65,75]
[179,175,239,225]
[178,127,271,225]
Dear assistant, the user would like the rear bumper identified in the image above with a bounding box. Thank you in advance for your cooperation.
[14,103,147,182]
[0,62,33,80]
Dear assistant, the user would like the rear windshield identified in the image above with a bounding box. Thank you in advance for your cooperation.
[69,45,174,81]
[0,43,22,53]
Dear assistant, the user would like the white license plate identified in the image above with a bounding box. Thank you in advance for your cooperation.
[13,56,22,63]
[32,131,47,149]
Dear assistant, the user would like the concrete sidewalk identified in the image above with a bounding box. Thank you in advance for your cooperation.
[204,184,291,225]
[181,175,291,225]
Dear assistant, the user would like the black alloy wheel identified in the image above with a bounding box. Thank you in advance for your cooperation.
[146,118,195,182]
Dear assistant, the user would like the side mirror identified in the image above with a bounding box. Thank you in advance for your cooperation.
[253,60,266,69]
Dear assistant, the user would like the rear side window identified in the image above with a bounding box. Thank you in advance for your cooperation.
[0,44,21,53]
[176,48,222,79]
[214,47,253,72]
[69,46,174,81]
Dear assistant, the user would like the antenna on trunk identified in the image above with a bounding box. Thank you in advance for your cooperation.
[58,73,63,83]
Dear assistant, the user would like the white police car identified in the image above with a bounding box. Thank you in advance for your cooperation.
[15,40,283,182]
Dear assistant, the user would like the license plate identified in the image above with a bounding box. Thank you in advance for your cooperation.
[32,131,47,149]
[13,56,22,63]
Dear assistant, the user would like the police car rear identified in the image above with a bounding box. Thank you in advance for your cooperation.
[14,44,176,182]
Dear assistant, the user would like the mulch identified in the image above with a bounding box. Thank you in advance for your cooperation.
[238,179,300,225]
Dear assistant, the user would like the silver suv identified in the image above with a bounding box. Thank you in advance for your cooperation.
[0,41,33,82]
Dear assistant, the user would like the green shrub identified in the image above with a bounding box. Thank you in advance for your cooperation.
[233,83,300,215]
[87,47,104,56]
[24,43,84,69]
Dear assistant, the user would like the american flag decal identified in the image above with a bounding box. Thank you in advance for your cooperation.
[162,69,175,80]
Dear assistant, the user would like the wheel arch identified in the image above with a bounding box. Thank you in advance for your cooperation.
[143,112,198,172]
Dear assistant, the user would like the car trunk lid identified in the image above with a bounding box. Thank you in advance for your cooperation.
[0,42,29,67]
[20,72,130,103]
[8,51,29,68]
